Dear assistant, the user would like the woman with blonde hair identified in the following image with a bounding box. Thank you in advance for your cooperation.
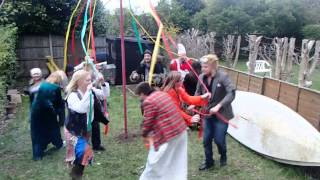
[161,71,211,127]
[64,69,109,179]
[30,70,67,161]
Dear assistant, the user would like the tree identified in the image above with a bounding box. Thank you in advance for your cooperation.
[0,0,79,34]
[192,0,307,37]
[175,0,205,15]
[207,6,253,34]
[0,0,107,35]
[156,0,191,31]
[298,40,320,87]
[302,25,320,40]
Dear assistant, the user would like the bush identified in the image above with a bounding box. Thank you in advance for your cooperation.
[0,25,18,115]
[302,24,320,40]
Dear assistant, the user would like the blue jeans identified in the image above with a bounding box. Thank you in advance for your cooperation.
[203,115,228,165]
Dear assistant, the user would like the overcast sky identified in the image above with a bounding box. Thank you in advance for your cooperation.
[102,0,161,14]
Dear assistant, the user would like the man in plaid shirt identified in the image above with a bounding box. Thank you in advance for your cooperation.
[135,82,188,180]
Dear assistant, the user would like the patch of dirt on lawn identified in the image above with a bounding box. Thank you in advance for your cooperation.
[115,129,140,143]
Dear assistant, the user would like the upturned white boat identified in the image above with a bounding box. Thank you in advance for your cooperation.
[228,91,320,166]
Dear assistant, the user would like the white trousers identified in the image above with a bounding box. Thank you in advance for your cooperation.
[139,130,188,180]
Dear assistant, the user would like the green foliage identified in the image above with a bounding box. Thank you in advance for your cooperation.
[302,24,320,40]
[192,0,318,37]
[156,0,191,31]
[176,0,205,15]
[0,25,17,115]
[0,25,17,86]
[0,0,106,35]
[0,0,76,34]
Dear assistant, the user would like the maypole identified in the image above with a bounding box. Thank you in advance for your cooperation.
[120,0,128,138]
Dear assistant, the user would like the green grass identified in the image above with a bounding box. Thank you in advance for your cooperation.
[221,60,320,91]
[0,87,316,179]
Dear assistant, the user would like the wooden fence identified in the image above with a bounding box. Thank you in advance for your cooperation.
[220,66,320,131]
[16,35,107,79]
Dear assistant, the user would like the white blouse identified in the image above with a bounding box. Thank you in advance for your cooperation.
[67,83,109,122]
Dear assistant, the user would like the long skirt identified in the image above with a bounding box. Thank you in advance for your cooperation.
[71,136,93,166]
[64,127,75,163]
[139,130,188,180]
[30,114,63,160]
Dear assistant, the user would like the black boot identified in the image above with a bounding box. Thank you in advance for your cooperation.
[70,164,84,180]
[220,155,227,167]
[199,161,214,171]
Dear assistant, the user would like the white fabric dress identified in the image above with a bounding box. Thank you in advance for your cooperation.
[139,130,188,180]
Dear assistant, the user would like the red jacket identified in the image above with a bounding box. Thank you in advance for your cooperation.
[166,87,207,126]
[170,59,193,72]
[142,91,186,151]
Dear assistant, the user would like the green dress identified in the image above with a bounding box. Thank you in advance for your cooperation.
[30,81,65,160]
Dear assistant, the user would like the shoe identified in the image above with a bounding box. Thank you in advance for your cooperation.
[93,146,105,151]
[33,157,42,161]
[199,161,214,171]
[220,155,227,167]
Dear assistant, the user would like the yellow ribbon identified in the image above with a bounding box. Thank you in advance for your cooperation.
[148,23,163,84]
[63,0,83,71]
[46,63,55,73]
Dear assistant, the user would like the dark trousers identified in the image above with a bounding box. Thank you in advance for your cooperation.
[203,115,228,165]
[31,123,63,160]
[91,120,101,149]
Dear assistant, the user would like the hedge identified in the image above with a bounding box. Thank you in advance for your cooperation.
[302,24,320,40]
[0,25,18,115]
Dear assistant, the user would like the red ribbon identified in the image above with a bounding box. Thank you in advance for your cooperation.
[88,0,97,63]
[192,109,238,129]
[167,33,177,49]
[71,0,87,65]
[149,1,175,60]
[103,97,109,136]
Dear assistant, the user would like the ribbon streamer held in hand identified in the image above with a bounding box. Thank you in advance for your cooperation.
[71,0,87,65]
[64,0,83,71]
[192,109,238,129]
[129,0,144,55]
[87,90,93,132]
[148,1,175,60]
[87,0,98,62]
[148,23,163,84]
[81,0,91,55]
[103,97,109,136]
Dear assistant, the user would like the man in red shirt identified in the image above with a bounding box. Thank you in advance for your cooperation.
[135,82,188,180]
[170,43,193,79]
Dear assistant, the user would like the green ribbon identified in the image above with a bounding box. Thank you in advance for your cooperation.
[87,90,93,132]
[129,0,143,55]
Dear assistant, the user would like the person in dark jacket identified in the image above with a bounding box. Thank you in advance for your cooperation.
[30,70,67,161]
[195,54,236,170]
[130,49,164,83]
[183,61,201,96]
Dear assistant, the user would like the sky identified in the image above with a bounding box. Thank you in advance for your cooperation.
[102,0,161,14]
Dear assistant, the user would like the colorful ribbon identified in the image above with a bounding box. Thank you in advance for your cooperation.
[148,24,163,84]
[148,1,175,60]
[81,0,91,55]
[71,0,87,65]
[64,0,83,71]
[129,0,144,55]
[88,90,93,132]
[88,0,97,62]
[192,109,238,129]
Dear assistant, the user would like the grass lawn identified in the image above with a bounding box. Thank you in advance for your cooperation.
[0,87,317,180]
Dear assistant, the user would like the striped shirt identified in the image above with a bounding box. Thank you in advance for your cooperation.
[142,91,187,151]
